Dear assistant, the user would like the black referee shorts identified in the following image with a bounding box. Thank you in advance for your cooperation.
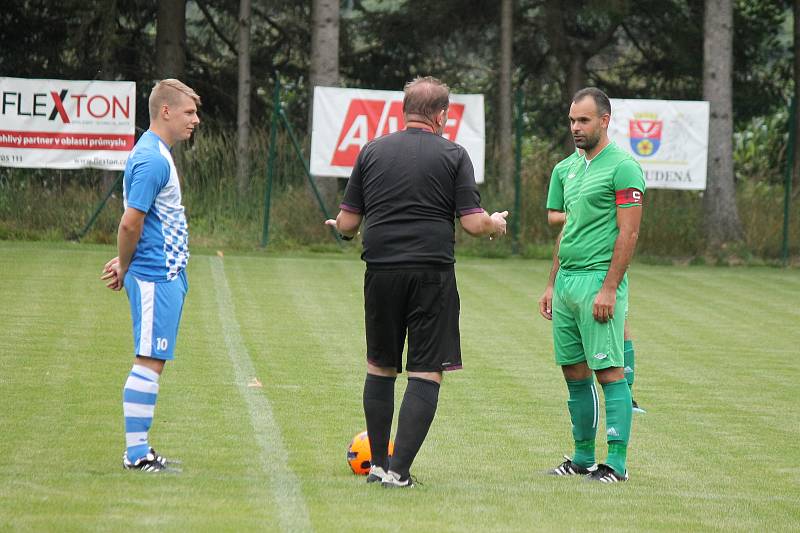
[363,264,462,373]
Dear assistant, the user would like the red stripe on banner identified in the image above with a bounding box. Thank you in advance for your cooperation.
[0,130,134,151]
[615,188,643,205]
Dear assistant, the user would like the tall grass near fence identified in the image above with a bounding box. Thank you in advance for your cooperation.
[0,126,797,261]
[175,127,334,250]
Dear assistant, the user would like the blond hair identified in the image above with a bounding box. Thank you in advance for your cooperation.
[148,79,201,121]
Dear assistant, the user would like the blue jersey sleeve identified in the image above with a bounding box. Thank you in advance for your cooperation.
[126,157,170,213]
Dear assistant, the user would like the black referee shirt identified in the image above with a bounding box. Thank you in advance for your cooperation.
[340,127,483,265]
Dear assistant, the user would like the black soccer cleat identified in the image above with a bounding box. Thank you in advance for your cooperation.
[549,455,598,476]
[587,463,629,483]
[632,399,646,414]
[123,447,169,468]
[123,451,167,472]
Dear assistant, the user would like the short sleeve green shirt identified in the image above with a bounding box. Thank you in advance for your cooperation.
[546,142,645,271]
[546,150,582,212]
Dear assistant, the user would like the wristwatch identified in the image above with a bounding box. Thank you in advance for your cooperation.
[339,233,354,241]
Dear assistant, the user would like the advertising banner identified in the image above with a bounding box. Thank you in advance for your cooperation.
[609,98,709,190]
[0,77,136,170]
[311,86,485,183]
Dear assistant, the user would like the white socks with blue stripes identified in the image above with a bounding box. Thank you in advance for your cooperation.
[123,364,160,463]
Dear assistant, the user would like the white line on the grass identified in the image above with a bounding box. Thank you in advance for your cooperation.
[210,257,312,533]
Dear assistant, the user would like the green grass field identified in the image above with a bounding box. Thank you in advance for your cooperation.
[1,241,798,532]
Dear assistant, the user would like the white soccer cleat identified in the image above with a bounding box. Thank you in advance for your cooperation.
[381,470,414,488]
[366,465,389,484]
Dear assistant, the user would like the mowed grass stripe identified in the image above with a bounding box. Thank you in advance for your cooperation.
[634,267,796,401]
[2,242,798,532]
[0,249,124,529]
[455,261,704,529]
[161,256,282,529]
[633,267,792,352]
[225,256,572,532]
[224,256,403,532]
[209,256,312,533]
[632,267,797,425]
[460,260,799,530]
[624,267,799,524]
[0,247,287,530]
[662,267,800,320]
[433,262,601,521]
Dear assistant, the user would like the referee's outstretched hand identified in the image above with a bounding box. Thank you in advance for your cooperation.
[490,211,509,238]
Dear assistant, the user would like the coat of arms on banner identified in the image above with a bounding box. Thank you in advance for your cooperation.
[628,114,662,157]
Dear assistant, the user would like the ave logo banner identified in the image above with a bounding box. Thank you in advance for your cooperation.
[609,98,709,190]
[311,86,485,183]
[0,77,136,170]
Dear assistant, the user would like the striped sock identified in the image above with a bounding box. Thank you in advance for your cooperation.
[123,364,160,463]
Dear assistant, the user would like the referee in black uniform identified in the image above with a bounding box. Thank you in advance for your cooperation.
[326,76,508,488]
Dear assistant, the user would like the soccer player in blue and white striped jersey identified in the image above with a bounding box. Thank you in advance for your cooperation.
[101,79,200,472]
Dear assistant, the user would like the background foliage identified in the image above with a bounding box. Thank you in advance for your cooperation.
[0,0,797,261]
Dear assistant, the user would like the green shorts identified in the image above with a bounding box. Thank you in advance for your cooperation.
[552,269,628,370]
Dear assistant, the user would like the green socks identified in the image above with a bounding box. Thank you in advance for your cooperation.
[566,377,598,468]
[602,378,632,476]
[565,376,634,475]
[623,339,635,388]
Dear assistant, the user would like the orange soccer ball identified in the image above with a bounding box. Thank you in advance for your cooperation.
[347,430,395,475]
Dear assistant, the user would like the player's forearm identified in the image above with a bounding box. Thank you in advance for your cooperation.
[547,210,566,228]
[546,233,562,287]
[459,211,488,236]
[335,210,362,237]
[116,222,141,271]
[477,211,498,236]
[602,228,638,291]
[460,210,502,237]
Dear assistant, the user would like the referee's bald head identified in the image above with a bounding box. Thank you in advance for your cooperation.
[403,76,450,120]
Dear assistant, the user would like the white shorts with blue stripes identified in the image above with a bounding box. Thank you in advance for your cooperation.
[125,270,188,360]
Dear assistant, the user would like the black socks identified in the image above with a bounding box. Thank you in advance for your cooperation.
[388,377,440,479]
[363,373,396,470]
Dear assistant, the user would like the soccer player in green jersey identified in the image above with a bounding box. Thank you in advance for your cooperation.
[548,161,645,415]
[539,87,645,483]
